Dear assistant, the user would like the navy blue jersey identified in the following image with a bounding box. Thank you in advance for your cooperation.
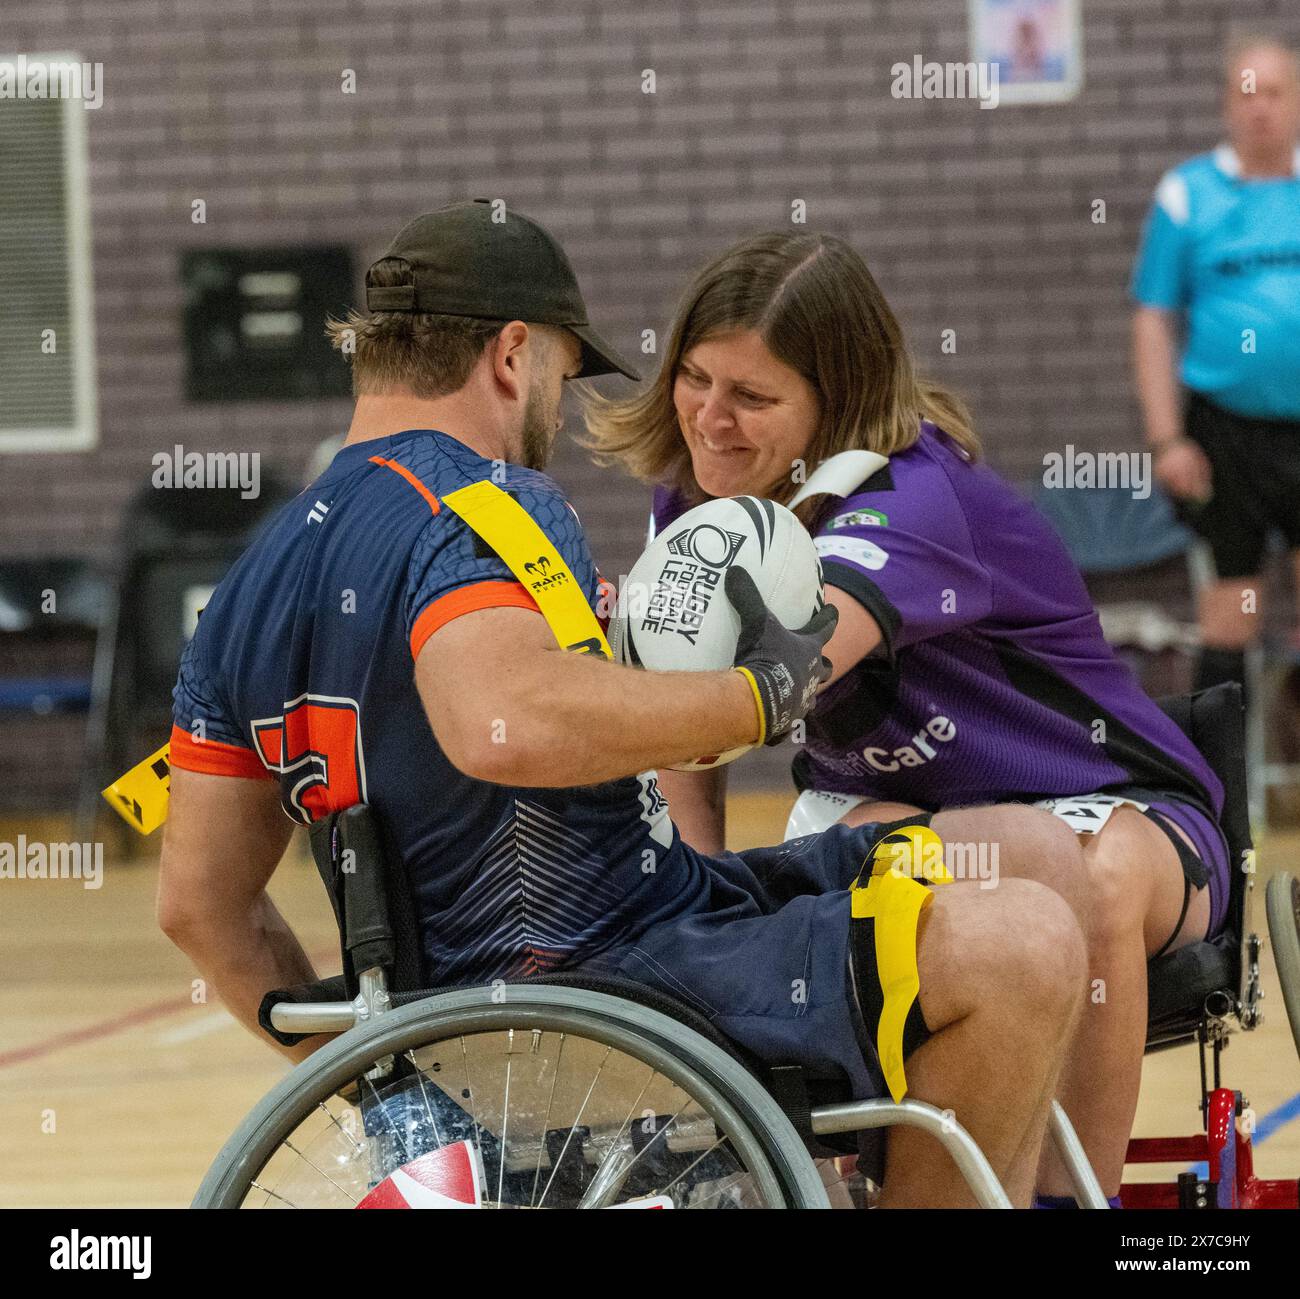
[172,429,712,983]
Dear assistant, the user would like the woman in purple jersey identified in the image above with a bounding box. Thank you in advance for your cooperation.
[585,231,1233,1204]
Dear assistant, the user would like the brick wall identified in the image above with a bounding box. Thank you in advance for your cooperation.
[1,0,1297,798]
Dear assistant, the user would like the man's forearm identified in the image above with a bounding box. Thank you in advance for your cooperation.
[492,654,761,786]
[172,893,326,1062]
[1133,308,1184,445]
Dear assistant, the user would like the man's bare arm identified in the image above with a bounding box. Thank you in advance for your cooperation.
[158,768,326,1061]
[1133,306,1211,500]
[416,607,762,787]
[1132,306,1184,447]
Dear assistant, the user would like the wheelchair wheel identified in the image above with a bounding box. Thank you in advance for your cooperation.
[1267,870,1300,1065]
[193,985,831,1209]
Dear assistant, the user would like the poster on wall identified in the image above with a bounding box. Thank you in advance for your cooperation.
[968,0,1084,104]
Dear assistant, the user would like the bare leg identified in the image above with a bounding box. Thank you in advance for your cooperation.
[844,798,1209,1197]
[1198,575,1263,651]
[879,878,1085,1208]
[1043,808,1210,1194]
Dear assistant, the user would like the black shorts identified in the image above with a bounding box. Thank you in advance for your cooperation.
[1178,391,1300,578]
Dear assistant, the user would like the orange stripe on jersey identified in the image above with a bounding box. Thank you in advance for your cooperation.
[410,580,540,660]
[594,576,617,633]
[169,725,272,779]
[368,455,441,514]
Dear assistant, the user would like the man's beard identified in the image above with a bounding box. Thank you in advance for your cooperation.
[520,384,557,470]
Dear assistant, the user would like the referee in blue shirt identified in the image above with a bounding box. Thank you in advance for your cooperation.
[1132,34,1300,693]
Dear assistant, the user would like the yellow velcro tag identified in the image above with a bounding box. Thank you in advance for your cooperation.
[849,822,952,1103]
[851,870,934,1103]
[441,481,612,659]
[864,822,954,886]
[101,741,172,835]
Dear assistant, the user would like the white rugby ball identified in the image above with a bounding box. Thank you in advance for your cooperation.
[610,496,824,771]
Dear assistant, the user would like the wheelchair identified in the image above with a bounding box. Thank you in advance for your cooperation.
[192,684,1300,1209]
[1121,687,1300,1208]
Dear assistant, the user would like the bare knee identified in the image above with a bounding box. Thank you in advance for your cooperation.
[920,879,1086,1030]
[1198,580,1261,648]
[933,803,1091,919]
[1081,815,1166,948]
[1080,842,1131,945]
[992,879,1088,1020]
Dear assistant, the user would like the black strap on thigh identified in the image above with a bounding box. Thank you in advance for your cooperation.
[1142,806,1203,960]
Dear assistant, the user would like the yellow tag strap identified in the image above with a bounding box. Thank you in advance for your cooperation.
[851,872,933,1103]
[849,822,954,1103]
[440,481,612,659]
[101,741,172,835]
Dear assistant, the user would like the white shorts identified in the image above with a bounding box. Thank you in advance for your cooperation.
[783,789,1151,842]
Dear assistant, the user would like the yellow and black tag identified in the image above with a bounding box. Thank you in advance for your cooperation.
[441,480,611,659]
[101,741,172,835]
[850,822,953,1102]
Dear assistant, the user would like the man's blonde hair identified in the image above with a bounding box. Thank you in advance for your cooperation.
[326,257,504,398]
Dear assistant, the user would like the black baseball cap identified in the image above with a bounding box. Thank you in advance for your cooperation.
[365,199,639,381]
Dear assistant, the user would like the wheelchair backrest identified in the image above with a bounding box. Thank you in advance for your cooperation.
[307,804,426,998]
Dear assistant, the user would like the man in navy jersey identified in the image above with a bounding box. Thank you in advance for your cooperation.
[156,203,1087,1208]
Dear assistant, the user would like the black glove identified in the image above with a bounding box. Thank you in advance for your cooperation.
[726,566,837,745]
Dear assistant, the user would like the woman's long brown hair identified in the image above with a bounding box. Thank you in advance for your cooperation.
[581,231,979,529]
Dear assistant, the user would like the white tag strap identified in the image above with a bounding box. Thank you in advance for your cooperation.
[789,450,890,507]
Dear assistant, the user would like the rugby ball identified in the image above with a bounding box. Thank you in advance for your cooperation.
[610,496,824,771]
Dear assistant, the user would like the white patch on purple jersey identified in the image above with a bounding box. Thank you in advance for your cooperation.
[814,533,889,571]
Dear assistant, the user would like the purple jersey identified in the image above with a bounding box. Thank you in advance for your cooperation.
[652,424,1224,821]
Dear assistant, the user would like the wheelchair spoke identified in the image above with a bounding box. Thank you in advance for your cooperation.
[575,1066,659,1209]
[535,1043,613,1209]
[678,1168,750,1210]
[528,1031,567,1208]
[249,1179,301,1209]
[318,1102,363,1154]
[457,1033,483,1159]
[282,1138,355,1200]
[362,1074,412,1163]
[649,1133,731,1204]
[496,1029,515,1209]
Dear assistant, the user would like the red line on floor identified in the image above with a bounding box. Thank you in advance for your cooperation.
[0,946,340,1071]
[0,995,193,1069]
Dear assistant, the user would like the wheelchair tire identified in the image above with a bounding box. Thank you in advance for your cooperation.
[1267,870,1300,1065]
[193,984,831,1209]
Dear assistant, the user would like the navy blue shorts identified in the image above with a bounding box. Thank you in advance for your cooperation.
[580,821,906,1103]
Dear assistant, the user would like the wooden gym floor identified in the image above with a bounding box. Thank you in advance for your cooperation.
[1,798,1297,1208]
